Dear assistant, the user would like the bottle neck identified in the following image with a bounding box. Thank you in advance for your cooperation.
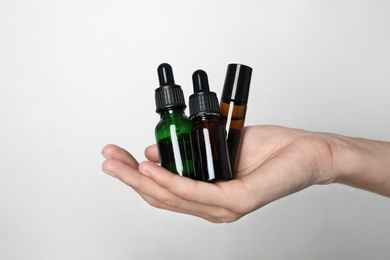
[159,108,186,119]
[190,113,220,124]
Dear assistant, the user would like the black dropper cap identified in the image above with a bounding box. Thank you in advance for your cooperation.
[155,63,186,113]
[221,63,253,105]
[189,70,220,118]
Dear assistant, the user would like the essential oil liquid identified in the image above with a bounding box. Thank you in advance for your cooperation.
[190,116,232,182]
[157,135,193,176]
[219,100,247,174]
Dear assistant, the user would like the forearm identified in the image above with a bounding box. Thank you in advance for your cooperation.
[330,134,390,197]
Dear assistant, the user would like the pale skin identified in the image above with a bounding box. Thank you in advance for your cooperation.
[101,125,390,223]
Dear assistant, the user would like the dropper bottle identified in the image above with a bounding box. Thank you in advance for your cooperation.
[219,64,252,176]
[154,63,193,177]
[189,70,232,182]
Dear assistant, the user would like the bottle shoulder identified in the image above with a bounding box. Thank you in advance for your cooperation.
[156,112,193,132]
[157,114,191,125]
[190,114,220,125]
[191,117,226,133]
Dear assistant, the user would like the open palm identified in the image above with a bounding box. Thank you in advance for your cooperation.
[102,125,336,223]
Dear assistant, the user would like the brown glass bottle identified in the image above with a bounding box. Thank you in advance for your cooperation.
[219,64,252,175]
[190,114,232,182]
[189,70,232,182]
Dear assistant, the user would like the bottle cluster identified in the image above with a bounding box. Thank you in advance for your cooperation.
[154,63,252,182]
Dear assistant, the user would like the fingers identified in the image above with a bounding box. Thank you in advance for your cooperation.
[138,161,250,214]
[138,161,220,203]
[145,144,159,163]
[102,158,181,208]
[139,190,236,223]
[101,144,249,222]
[102,144,139,168]
[103,157,239,222]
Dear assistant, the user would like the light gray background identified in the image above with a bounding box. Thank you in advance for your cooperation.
[1,0,389,259]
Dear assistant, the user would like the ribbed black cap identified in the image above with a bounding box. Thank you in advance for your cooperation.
[155,63,186,113]
[221,63,253,105]
[189,70,219,118]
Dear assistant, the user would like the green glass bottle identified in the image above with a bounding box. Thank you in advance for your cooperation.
[154,63,194,177]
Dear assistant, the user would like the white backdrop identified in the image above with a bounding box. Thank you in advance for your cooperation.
[1,1,389,259]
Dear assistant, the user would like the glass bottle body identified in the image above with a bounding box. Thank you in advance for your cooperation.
[155,109,193,177]
[190,114,232,182]
[219,100,247,175]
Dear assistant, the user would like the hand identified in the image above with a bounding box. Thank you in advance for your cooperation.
[101,125,338,223]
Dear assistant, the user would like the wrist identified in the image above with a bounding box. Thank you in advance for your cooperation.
[327,134,390,196]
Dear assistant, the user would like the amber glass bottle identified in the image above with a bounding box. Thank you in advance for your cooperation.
[219,64,252,176]
[189,70,232,182]
[154,63,193,176]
